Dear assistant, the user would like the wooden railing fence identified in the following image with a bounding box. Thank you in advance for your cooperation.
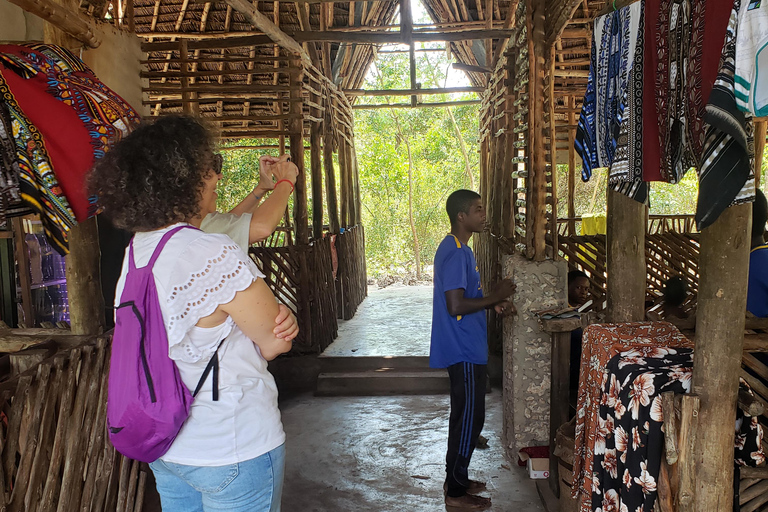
[249,225,366,354]
[559,231,700,312]
[0,335,145,512]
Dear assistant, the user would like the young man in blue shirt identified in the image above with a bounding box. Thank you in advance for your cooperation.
[431,189,515,510]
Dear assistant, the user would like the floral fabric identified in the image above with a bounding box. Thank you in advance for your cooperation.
[571,322,692,511]
[573,323,764,512]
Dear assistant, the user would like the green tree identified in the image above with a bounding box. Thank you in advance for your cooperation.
[354,46,480,278]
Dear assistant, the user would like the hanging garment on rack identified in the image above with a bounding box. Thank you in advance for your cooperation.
[575,3,641,181]
[734,0,768,116]
[0,68,76,253]
[0,44,140,220]
[608,2,648,205]
[698,0,755,230]
[645,0,734,184]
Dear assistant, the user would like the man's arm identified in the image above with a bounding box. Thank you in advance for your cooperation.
[444,278,515,317]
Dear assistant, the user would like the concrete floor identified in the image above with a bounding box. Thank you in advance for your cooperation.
[322,284,433,357]
[145,283,545,511]
[280,391,544,512]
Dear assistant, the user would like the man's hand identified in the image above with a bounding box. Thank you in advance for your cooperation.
[491,278,516,302]
[494,300,516,317]
[273,304,299,341]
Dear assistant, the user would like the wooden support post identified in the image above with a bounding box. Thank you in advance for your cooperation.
[691,203,751,511]
[541,316,581,498]
[547,45,558,256]
[756,121,766,190]
[351,140,362,226]
[677,394,700,511]
[339,139,349,228]
[568,96,576,235]
[323,107,341,233]
[179,40,199,116]
[606,187,646,322]
[345,140,357,226]
[12,219,34,328]
[526,0,548,260]
[65,218,105,336]
[291,62,308,245]
[401,0,417,107]
[310,119,324,240]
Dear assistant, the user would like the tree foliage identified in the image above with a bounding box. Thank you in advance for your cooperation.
[354,47,480,277]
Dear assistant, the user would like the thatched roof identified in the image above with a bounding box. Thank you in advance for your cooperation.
[73,0,606,138]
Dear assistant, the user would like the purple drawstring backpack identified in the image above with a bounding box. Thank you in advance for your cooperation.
[107,225,223,463]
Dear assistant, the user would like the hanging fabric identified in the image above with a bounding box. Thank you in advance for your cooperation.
[607,2,648,204]
[734,0,768,117]
[0,69,76,253]
[698,0,755,230]
[575,3,642,182]
[0,44,140,254]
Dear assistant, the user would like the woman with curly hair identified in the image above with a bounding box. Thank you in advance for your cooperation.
[90,115,298,512]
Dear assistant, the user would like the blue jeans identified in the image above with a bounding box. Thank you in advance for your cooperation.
[149,444,286,512]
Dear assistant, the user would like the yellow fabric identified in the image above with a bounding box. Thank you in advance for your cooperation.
[581,213,607,235]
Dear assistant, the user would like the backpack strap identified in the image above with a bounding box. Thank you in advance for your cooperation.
[192,337,227,401]
[147,225,198,270]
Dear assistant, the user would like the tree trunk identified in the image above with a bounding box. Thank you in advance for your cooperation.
[393,115,421,280]
[447,107,475,190]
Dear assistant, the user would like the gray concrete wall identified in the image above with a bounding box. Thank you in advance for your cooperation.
[502,253,567,457]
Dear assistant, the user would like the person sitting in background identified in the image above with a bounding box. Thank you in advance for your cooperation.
[568,270,590,412]
[662,276,689,319]
[568,270,590,308]
[748,189,768,318]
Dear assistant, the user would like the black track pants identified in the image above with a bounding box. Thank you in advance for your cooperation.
[445,362,487,498]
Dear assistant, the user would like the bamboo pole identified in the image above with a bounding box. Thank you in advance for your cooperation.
[567,95,576,236]
[310,119,324,240]
[343,86,483,96]
[352,100,481,109]
[755,121,766,190]
[140,28,518,52]
[691,203,751,511]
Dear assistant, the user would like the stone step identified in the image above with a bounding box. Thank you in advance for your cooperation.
[315,368,449,396]
[317,355,431,373]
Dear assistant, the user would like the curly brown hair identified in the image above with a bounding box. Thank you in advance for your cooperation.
[88,115,217,232]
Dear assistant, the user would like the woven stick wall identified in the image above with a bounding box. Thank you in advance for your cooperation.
[0,336,145,512]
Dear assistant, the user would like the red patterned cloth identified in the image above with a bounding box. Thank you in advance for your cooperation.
[642,0,733,184]
[570,322,693,512]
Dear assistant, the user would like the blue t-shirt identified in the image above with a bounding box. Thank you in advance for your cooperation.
[748,245,768,318]
[430,235,488,368]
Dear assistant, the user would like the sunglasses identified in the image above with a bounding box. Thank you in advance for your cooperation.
[213,154,223,175]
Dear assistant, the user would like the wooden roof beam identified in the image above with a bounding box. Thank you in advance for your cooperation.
[545,0,584,46]
[224,0,314,68]
[352,99,481,109]
[7,0,100,47]
[345,86,483,96]
[141,28,518,52]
